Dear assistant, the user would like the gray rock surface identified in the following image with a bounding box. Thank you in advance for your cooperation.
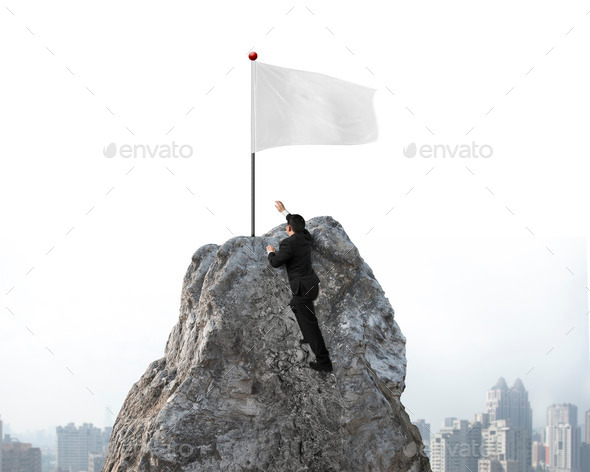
[102,216,430,472]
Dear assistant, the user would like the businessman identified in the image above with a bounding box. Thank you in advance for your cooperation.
[266,201,333,373]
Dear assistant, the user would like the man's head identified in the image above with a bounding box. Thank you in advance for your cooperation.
[286,214,305,235]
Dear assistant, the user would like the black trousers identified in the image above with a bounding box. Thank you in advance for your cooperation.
[289,284,331,367]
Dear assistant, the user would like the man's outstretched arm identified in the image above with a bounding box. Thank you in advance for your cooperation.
[275,200,290,220]
[274,200,311,235]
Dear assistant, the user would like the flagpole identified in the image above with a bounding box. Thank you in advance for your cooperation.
[249,51,257,237]
[251,151,255,237]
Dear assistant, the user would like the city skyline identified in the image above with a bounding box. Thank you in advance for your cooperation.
[424,390,589,472]
[2,401,589,472]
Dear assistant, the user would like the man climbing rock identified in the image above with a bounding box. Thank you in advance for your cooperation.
[266,201,333,373]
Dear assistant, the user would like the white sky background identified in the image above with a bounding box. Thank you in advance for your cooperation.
[1,1,589,437]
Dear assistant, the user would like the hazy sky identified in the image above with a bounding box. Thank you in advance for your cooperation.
[1,1,589,437]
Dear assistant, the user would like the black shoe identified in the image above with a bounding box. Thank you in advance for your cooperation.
[309,361,333,372]
[299,338,309,345]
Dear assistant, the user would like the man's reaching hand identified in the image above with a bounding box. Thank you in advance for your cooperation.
[275,201,285,213]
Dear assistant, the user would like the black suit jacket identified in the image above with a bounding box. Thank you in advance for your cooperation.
[268,213,320,297]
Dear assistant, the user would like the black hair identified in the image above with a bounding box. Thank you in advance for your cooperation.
[287,214,305,233]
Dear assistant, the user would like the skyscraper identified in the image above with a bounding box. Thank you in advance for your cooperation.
[56,423,106,472]
[0,414,3,472]
[485,377,533,472]
[1,437,42,472]
[486,378,533,432]
[532,440,548,468]
[548,404,578,428]
[585,410,590,444]
[88,451,106,472]
[413,419,432,458]
[546,403,581,472]
[480,419,526,472]
[486,378,509,421]
[580,443,590,472]
[582,411,590,472]
[430,419,481,472]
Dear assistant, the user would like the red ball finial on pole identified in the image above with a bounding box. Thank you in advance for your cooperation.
[248,51,258,61]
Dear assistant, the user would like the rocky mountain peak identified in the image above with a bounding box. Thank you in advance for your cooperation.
[102,216,430,472]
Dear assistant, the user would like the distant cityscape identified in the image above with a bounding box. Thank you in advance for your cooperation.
[1,376,588,471]
[413,377,590,472]
[0,418,110,472]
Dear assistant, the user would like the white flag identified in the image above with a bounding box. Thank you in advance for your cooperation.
[252,61,378,153]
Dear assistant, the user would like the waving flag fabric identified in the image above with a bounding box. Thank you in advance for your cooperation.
[252,61,379,153]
